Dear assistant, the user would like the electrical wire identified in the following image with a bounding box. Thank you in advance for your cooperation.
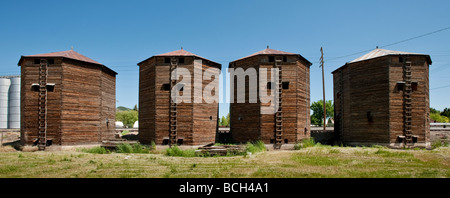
[431,84,450,90]
[325,26,450,62]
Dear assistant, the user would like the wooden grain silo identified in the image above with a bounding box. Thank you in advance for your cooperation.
[138,48,221,146]
[332,48,432,148]
[18,50,117,150]
[229,47,312,148]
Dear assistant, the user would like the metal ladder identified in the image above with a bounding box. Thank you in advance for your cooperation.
[38,59,48,151]
[403,57,413,146]
[274,57,283,149]
[169,57,178,147]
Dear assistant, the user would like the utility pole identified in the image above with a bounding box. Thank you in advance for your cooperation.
[320,47,326,132]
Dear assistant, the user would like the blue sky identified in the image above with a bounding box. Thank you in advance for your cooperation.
[1,0,449,117]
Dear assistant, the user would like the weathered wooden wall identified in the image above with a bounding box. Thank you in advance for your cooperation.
[20,57,116,146]
[230,56,261,143]
[101,67,116,141]
[138,58,156,144]
[174,59,194,145]
[20,58,63,145]
[296,57,311,142]
[193,61,220,144]
[388,55,430,144]
[333,55,430,146]
[139,56,220,145]
[349,58,390,143]
[230,55,310,144]
[61,60,102,144]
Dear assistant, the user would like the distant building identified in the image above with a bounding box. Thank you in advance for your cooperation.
[332,48,432,148]
[18,50,117,150]
[0,76,20,129]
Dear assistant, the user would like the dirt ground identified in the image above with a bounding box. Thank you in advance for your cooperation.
[0,131,20,150]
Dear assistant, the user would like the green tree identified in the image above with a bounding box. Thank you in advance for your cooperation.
[116,110,138,128]
[310,100,334,126]
[430,107,440,114]
[117,106,131,112]
[441,108,450,118]
[431,113,449,123]
[220,116,229,127]
[133,104,138,111]
[226,113,230,126]
[310,116,320,127]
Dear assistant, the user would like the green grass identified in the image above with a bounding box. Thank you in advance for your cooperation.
[432,139,449,149]
[245,141,267,154]
[374,149,414,157]
[116,143,151,154]
[1,146,448,178]
[81,143,151,154]
[294,138,316,150]
[81,146,111,154]
[120,130,130,136]
[150,141,156,150]
[165,146,198,157]
[292,155,345,166]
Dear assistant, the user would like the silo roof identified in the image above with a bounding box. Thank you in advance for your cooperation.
[138,48,221,68]
[18,50,117,75]
[349,48,430,63]
[332,48,432,73]
[230,47,312,66]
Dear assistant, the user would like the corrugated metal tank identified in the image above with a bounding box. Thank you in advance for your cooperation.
[0,78,10,129]
[8,77,20,128]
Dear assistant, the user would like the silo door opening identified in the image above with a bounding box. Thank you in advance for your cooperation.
[33,139,52,147]
[31,83,40,92]
[177,139,184,145]
[32,83,55,92]
[162,138,169,145]
[46,83,55,92]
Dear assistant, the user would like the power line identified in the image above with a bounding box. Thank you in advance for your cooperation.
[326,49,373,62]
[326,26,450,62]
[380,26,450,48]
[431,84,450,90]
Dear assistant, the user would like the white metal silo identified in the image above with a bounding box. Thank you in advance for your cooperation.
[8,77,20,129]
[0,78,10,129]
[115,121,124,128]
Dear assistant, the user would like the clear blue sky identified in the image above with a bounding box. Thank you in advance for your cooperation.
[1,0,449,118]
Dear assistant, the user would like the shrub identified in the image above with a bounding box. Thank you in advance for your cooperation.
[82,146,110,154]
[430,113,449,123]
[121,130,130,136]
[132,143,151,153]
[165,146,197,157]
[116,143,133,153]
[245,141,266,154]
[116,110,138,128]
[432,140,449,149]
[150,141,156,150]
[116,143,150,153]
[294,138,316,150]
